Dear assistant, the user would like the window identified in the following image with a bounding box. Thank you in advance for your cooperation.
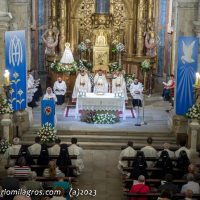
[95,0,110,14]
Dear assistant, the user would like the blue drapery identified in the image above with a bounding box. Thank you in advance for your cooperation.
[5,30,27,111]
[96,0,110,14]
[176,37,199,115]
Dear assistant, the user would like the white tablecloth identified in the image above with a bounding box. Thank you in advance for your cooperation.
[75,93,126,120]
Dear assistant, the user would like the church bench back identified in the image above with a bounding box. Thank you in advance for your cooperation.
[10,155,77,160]
[121,145,179,151]
[5,165,77,170]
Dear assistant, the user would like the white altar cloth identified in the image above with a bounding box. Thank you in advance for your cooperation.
[75,93,126,120]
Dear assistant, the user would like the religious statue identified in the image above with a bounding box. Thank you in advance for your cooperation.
[144,28,159,57]
[60,43,74,64]
[42,27,59,56]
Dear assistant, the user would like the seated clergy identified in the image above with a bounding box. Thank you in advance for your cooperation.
[130,78,143,108]
[68,138,84,175]
[94,69,108,94]
[28,136,41,155]
[48,138,61,156]
[4,137,21,165]
[112,70,127,100]
[118,141,137,174]
[53,77,67,105]
[72,69,91,100]
[43,87,57,103]
[141,137,158,167]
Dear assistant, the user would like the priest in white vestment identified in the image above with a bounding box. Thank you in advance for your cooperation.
[112,70,128,100]
[94,69,108,94]
[72,70,91,100]
[28,136,41,155]
[130,78,143,107]
[118,141,137,175]
[48,138,61,156]
[4,137,21,165]
[140,137,158,167]
[53,77,67,105]
[68,138,84,175]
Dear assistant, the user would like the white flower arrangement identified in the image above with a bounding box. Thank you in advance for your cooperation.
[37,123,57,143]
[141,59,151,72]
[116,43,125,53]
[49,61,78,74]
[77,42,87,52]
[0,94,13,114]
[186,103,200,120]
[93,113,119,124]
[125,74,136,91]
[0,139,11,153]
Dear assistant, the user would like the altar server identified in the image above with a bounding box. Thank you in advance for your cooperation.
[72,70,91,100]
[94,69,108,93]
[43,87,57,103]
[53,77,67,105]
[130,78,143,107]
[112,70,128,100]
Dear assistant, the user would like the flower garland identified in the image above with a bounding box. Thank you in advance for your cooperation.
[0,139,11,153]
[81,111,119,124]
[37,123,57,143]
[124,74,136,91]
[112,42,125,53]
[77,42,87,52]
[93,113,119,124]
[108,62,122,73]
[0,94,13,114]
[186,103,200,120]
[49,61,78,74]
[141,59,151,72]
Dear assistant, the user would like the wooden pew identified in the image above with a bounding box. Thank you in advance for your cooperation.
[5,165,77,170]
[10,155,77,160]
[121,145,179,151]
[121,156,177,161]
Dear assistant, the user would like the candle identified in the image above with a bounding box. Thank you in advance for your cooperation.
[4,70,10,86]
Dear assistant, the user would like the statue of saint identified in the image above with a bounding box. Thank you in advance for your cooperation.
[144,28,160,57]
[42,27,59,56]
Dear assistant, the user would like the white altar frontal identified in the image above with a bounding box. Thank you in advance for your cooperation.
[75,93,126,120]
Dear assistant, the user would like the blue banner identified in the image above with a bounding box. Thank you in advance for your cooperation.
[5,30,27,111]
[96,0,109,14]
[41,100,55,127]
[176,37,199,115]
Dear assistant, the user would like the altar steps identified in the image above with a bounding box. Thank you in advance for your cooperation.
[21,128,177,150]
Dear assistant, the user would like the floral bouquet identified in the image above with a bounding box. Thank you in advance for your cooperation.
[116,43,125,53]
[124,74,136,91]
[141,59,151,72]
[108,62,122,73]
[0,94,13,114]
[93,113,119,124]
[50,61,78,74]
[37,123,57,143]
[77,42,87,52]
[76,59,93,71]
[0,139,11,153]
[186,103,200,120]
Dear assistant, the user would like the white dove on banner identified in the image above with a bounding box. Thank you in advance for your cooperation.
[181,40,195,64]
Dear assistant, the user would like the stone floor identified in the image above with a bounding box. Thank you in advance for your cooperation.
[75,150,124,200]
[30,93,172,133]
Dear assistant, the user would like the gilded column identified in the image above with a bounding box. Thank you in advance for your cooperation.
[136,0,146,56]
[51,0,57,28]
[66,0,71,42]
[59,0,67,53]
[147,0,154,23]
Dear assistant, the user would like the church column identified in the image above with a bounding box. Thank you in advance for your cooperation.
[51,0,58,28]
[136,0,146,56]
[0,0,11,94]
[193,0,200,71]
[147,0,154,25]
[125,19,134,56]
[66,0,71,42]
[70,18,79,53]
[59,0,67,53]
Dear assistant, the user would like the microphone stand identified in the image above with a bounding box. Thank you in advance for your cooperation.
[140,90,147,125]
[135,99,141,126]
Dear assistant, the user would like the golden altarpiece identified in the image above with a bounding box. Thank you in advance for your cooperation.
[47,0,158,93]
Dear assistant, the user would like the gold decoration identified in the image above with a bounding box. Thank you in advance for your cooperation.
[51,0,57,28]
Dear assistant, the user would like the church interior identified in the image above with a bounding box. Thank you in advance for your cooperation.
[0,0,200,199]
